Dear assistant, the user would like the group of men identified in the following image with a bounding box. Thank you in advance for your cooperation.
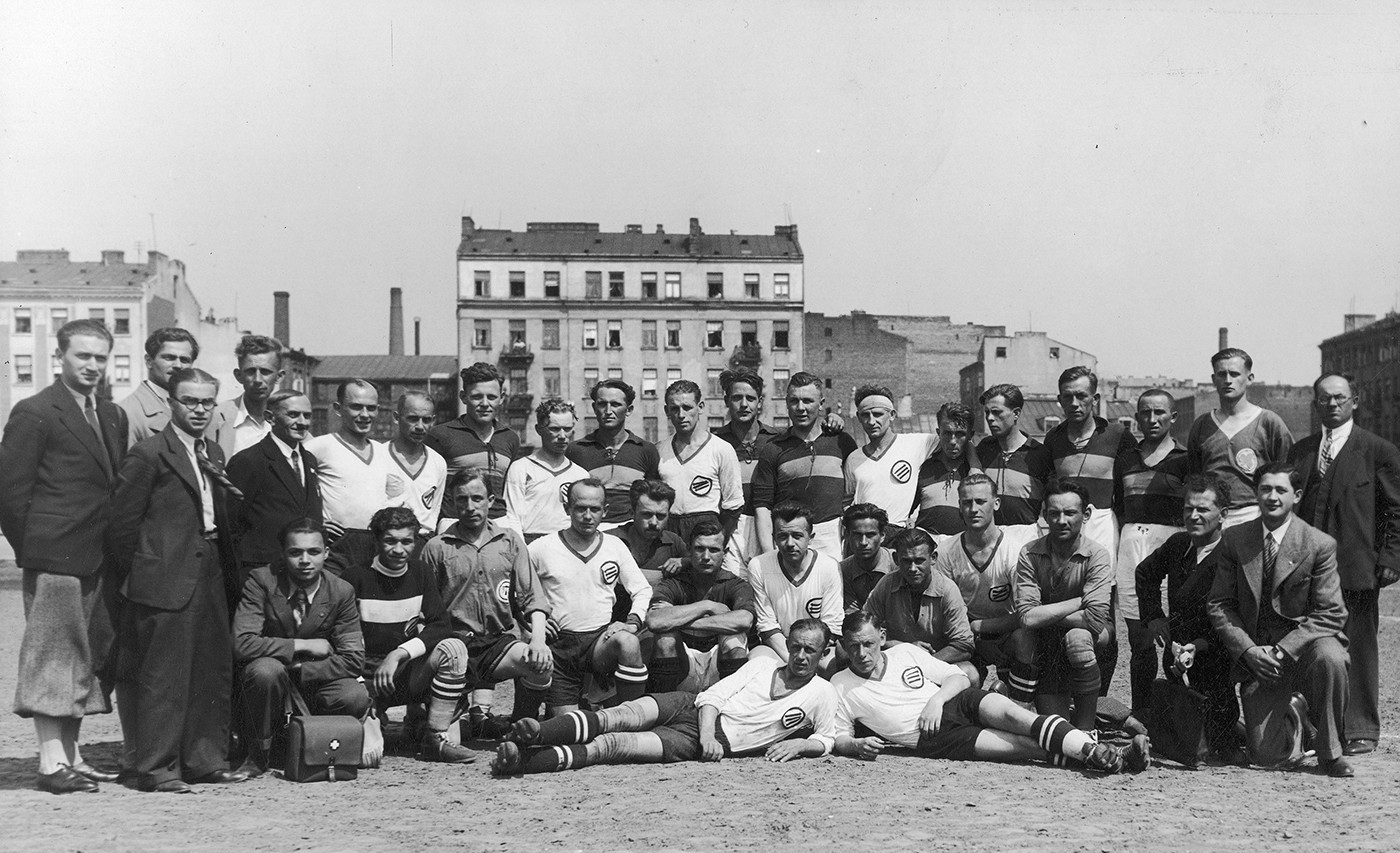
[2,318,1396,794]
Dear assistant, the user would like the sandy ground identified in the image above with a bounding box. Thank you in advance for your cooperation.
[1,562,1397,853]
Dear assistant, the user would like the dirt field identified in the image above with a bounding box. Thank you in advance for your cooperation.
[1,563,1397,853]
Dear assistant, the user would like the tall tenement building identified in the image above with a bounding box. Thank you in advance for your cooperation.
[456,217,805,442]
[1319,312,1399,445]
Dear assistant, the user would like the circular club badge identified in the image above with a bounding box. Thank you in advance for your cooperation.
[901,667,925,689]
[421,485,439,510]
[495,578,511,604]
[805,597,824,618]
[989,584,1012,603]
[600,561,621,585]
[559,482,573,505]
[1235,447,1258,474]
[890,460,913,484]
[689,476,713,497]
[781,707,807,729]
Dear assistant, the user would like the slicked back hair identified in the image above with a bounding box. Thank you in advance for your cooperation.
[278,517,326,549]
[57,318,113,351]
[720,368,764,397]
[772,500,813,531]
[145,327,199,361]
[168,367,219,395]
[1057,365,1098,394]
[1182,473,1228,510]
[959,471,998,498]
[1043,478,1091,511]
[787,372,822,394]
[688,518,725,546]
[590,378,636,405]
[447,466,492,496]
[980,383,1024,410]
[842,502,888,528]
[665,379,702,405]
[889,526,935,555]
[1255,461,1301,491]
[1211,347,1253,373]
[629,478,676,508]
[336,378,378,404]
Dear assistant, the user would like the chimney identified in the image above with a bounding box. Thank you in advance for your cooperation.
[1344,314,1377,333]
[389,287,405,356]
[1218,327,1228,351]
[626,224,642,234]
[461,216,476,236]
[101,250,125,265]
[689,217,702,237]
[274,291,291,346]
[414,317,422,356]
[774,224,799,241]
[655,224,665,234]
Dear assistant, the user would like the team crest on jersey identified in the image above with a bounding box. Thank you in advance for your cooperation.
[989,584,1012,602]
[805,597,824,618]
[421,485,438,510]
[1235,448,1258,474]
[901,667,925,689]
[890,460,913,484]
[781,707,806,729]
[690,476,713,497]
[559,482,573,505]
[600,561,621,585]
[495,579,511,604]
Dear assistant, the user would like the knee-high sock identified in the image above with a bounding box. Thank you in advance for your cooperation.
[1007,662,1039,703]
[517,744,591,774]
[717,654,746,680]
[534,710,603,745]
[1030,713,1074,767]
[647,655,687,694]
[614,664,649,703]
[512,674,550,721]
[428,638,470,733]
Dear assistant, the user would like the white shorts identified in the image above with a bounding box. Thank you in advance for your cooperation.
[723,514,759,580]
[810,518,843,563]
[1221,504,1260,529]
[676,644,723,693]
[1116,522,1183,621]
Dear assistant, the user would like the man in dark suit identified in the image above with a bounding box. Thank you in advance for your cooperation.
[227,389,322,595]
[234,517,369,775]
[0,319,127,793]
[109,367,249,792]
[1207,462,1353,777]
[1289,373,1400,757]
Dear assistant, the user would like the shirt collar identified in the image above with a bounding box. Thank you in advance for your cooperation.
[1324,419,1354,446]
[292,574,323,605]
[1195,537,1221,563]
[441,520,506,545]
[1265,516,1292,546]
[268,431,298,459]
[580,429,643,448]
[173,426,201,454]
[62,380,95,409]
[143,379,169,403]
[1027,533,1095,559]
[230,396,262,428]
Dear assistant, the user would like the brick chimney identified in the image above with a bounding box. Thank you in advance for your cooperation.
[274,291,290,346]
[1218,327,1228,351]
[389,287,405,356]
[101,250,125,265]
[461,216,476,236]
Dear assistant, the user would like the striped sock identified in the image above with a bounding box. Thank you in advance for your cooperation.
[1031,714,1073,759]
[535,710,602,745]
[614,664,649,703]
[428,674,469,732]
[520,744,591,774]
[1007,663,1039,703]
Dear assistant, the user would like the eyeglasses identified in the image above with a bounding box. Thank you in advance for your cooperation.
[175,397,218,411]
[1316,394,1353,405]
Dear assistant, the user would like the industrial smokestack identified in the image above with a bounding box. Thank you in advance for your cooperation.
[274,291,290,346]
[414,317,422,356]
[389,287,405,356]
[1218,327,1228,351]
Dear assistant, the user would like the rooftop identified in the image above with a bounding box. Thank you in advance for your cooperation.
[0,249,156,299]
[456,217,802,261]
[1321,311,1399,346]
[311,354,458,380]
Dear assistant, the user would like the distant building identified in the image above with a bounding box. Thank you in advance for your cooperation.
[959,330,1096,430]
[310,355,458,440]
[1103,375,1198,443]
[456,216,805,442]
[1318,312,1399,445]
[805,311,912,416]
[868,314,1005,413]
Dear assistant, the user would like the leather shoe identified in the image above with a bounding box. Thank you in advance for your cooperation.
[1288,693,1317,744]
[145,779,194,793]
[1324,756,1355,778]
[188,768,249,785]
[37,766,99,794]
[1343,738,1376,756]
[71,762,121,783]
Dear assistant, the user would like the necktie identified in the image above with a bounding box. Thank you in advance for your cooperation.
[292,588,309,628]
[195,438,245,499]
[1262,532,1278,594]
[84,397,111,476]
[1319,430,1334,476]
[290,449,303,487]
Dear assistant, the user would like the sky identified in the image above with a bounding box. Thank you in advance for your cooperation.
[2,1,1397,385]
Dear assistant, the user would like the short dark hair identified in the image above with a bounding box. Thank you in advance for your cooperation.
[460,362,504,390]
[959,471,998,497]
[234,334,284,365]
[590,378,636,405]
[1137,388,1176,409]
[1057,365,1098,394]
[771,500,813,531]
[336,378,378,404]
[629,478,676,508]
[842,502,888,529]
[534,397,577,427]
[1211,347,1253,372]
[278,517,325,549]
[889,526,935,555]
[144,327,199,361]
[447,466,491,496]
[665,380,702,405]
[720,368,764,397]
[370,506,419,539]
[688,518,725,546]
[168,367,220,395]
[1182,473,1228,509]
[853,385,895,408]
[1255,461,1301,491]
[1043,479,1091,510]
[1312,373,1357,398]
[936,401,973,431]
[841,609,882,637]
[787,617,831,648]
[566,477,607,507]
[56,318,113,352]
[786,372,822,394]
[980,383,1024,410]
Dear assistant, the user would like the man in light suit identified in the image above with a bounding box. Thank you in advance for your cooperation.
[116,327,198,447]
[1289,373,1400,757]
[1207,462,1352,777]
[0,319,127,793]
[210,334,285,460]
[109,367,249,792]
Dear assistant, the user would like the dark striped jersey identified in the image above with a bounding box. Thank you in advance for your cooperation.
[714,420,784,514]
[333,555,454,674]
[424,418,521,520]
[566,430,662,525]
[1115,439,1189,526]
[1044,417,1136,512]
[751,429,859,524]
[913,455,974,535]
[975,434,1053,526]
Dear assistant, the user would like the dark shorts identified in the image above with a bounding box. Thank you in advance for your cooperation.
[914,688,992,761]
[547,627,609,707]
[649,691,703,762]
[464,634,519,687]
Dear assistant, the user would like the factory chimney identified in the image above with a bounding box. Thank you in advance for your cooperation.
[1218,327,1228,352]
[389,287,405,356]
[274,291,290,346]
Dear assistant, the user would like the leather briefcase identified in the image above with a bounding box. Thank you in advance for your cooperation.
[285,685,363,782]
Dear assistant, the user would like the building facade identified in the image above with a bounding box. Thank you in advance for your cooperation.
[309,354,458,440]
[456,217,805,443]
[805,311,913,416]
[1319,312,1399,445]
[959,330,1096,428]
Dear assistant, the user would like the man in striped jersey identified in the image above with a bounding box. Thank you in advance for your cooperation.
[715,369,783,577]
[658,380,744,545]
[502,399,589,542]
[913,402,979,536]
[975,384,1053,535]
[845,385,938,529]
[566,380,662,531]
[425,363,521,529]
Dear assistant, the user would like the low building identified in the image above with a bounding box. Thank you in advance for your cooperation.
[959,330,1096,430]
[309,355,458,440]
[868,314,1005,412]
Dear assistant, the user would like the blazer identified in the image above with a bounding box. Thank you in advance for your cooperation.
[0,382,126,576]
[117,380,170,448]
[232,566,365,687]
[1207,517,1347,665]
[1135,532,1231,688]
[1289,425,1400,590]
[108,425,237,610]
[226,433,323,565]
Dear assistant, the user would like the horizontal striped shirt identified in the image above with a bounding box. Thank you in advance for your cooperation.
[1116,438,1189,526]
[1044,417,1136,511]
[752,429,858,524]
[714,420,784,514]
[976,434,1053,526]
[424,419,521,520]
[566,430,662,525]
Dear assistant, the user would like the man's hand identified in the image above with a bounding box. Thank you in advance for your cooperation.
[1147,618,1170,647]
[1379,566,1400,588]
[850,736,889,761]
[373,648,409,695]
[601,621,637,644]
[914,641,935,655]
[1242,645,1283,685]
[764,740,808,762]
[822,412,846,433]
[526,636,553,674]
[659,557,685,578]
[918,697,946,736]
[699,734,724,762]
[294,638,333,659]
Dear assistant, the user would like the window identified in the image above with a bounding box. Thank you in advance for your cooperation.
[706,321,723,349]
[474,271,490,298]
[542,319,560,350]
[585,271,602,299]
[667,368,682,386]
[824,349,833,362]
[114,355,131,383]
[607,367,623,380]
[609,271,625,298]
[773,321,790,350]
[773,370,790,399]
[13,308,31,334]
[707,272,723,299]
[1119,417,1135,432]
[707,369,723,398]
[1049,346,1060,359]
[544,271,561,298]
[773,274,790,300]
[641,272,658,300]
[708,415,726,430]
[664,272,681,299]
[583,320,598,349]
[995,346,1007,358]
[51,307,68,327]
[606,320,622,349]
[584,368,599,394]
[665,321,682,349]
[508,366,528,393]
[825,379,833,389]
[642,369,658,399]
[744,273,759,298]
[113,308,130,335]
[824,327,832,337]
[89,308,106,325]
[641,320,657,350]
[14,354,33,384]
[740,320,758,347]
[643,417,659,443]
[508,319,526,348]
[51,354,62,382]
[543,368,561,397]
[1042,416,1061,432]
[473,320,491,349]
[509,271,525,298]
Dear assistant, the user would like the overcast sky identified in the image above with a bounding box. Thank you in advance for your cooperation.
[3,1,1396,385]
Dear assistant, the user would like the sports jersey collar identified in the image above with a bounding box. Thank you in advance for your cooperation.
[1026,533,1095,560]
[439,519,507,546]
[444,417,507,442]
[1136,436,1186,456]
[889,570,947,597]
[721,419,780,440]
[577,428,645,448]
[678,567,739,589]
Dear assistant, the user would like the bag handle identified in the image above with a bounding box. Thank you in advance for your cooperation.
[288,667,314,718]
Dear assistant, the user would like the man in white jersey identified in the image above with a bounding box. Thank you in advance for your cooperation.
[386,392,448,538]
[491,619,837,774]
[935,473,1039,703]
[1187,347,1293,528]
[658,380,744,546]
[529,479,652,715]
[831,612,1146,772]
[304,379,393,544]
[503,399,589,542]
[746,502,844,667]
[845,385,938,529]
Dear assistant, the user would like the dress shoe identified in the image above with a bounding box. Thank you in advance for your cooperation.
[71,762,121,783]
[144,779,195,793]
[37,766,99,794]
[236,744,270,779]
[1289,692,1317,745]
[188,768,249,785]
[1324,756,1355,778]
[1343,738,1376,756]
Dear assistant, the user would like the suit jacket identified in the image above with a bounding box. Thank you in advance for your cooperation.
[117,380,170,448]
[1290,425,1400,590]
[226,434,323,565]
[1207,517,1347,665]
[0,382,126,576]
[1135,532,1231,689]
[232,566,365,686]
[108,425,237,610]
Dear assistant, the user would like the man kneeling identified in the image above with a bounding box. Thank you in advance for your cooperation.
[492,618,837,774]
[831,612,1146,773]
